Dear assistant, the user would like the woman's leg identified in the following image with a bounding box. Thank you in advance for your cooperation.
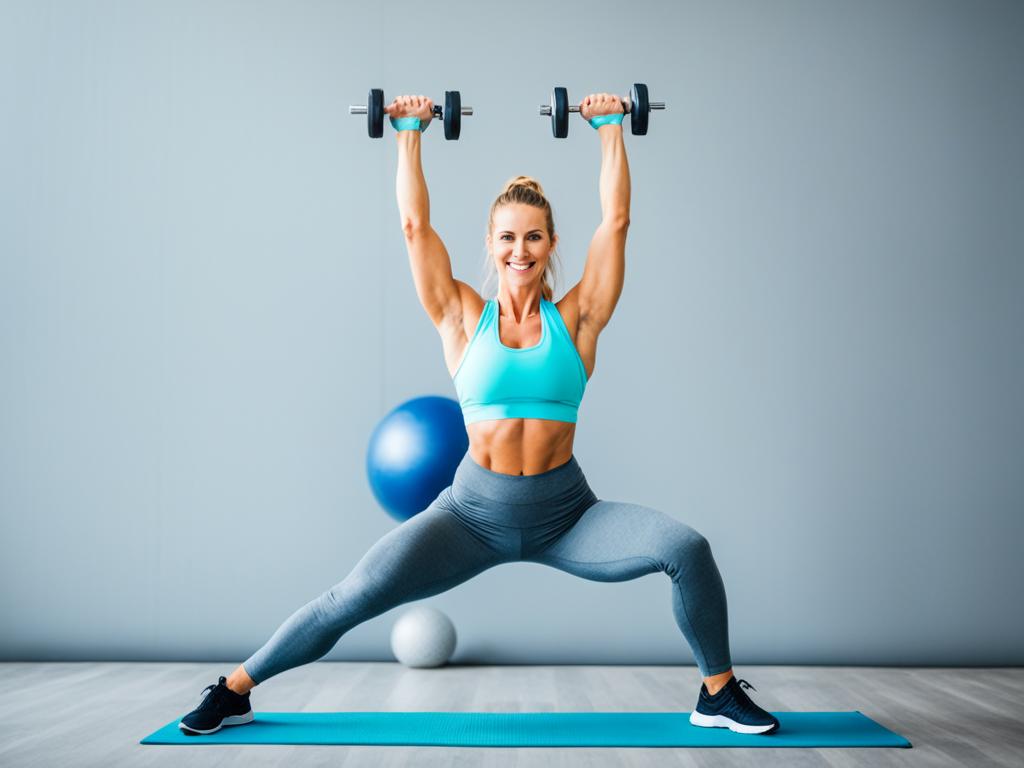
[527,499,733,679]
[239,492,505,687]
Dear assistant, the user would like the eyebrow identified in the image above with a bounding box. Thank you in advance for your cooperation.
[498,229,543,235]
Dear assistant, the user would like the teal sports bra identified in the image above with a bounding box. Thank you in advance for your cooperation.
[453,298,588,425]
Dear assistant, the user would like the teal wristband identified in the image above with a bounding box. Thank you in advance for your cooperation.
[390,116,426,133]
[589,113,624,129]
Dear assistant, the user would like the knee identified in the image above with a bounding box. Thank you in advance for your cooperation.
[679,524,713,555]
[314,572,377,624]
[665,528,715,578]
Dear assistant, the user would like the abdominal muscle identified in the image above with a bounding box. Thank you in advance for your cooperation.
[466,418,577,476]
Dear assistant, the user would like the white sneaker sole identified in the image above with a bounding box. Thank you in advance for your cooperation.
[178,710,254,735]
[689,711,777,734]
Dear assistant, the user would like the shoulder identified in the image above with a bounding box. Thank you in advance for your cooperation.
[435,279,485,327]
[443,280,486,339]
[555,283,583,328]
[455,280,486,319]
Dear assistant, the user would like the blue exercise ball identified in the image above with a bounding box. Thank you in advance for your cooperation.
[366,396,468,521]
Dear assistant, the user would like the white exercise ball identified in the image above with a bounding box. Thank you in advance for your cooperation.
[390,606,457,668]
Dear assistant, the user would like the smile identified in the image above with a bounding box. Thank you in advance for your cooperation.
[507,262,536,272]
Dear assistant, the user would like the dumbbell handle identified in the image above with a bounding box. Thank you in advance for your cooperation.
[539,101,666,116]
[349,105,474,115]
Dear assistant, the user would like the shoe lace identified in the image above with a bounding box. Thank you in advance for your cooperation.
[723,678,774,725]
[197,679,230,708]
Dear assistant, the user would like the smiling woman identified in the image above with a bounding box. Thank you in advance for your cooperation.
[175,91,780,742]
[480,176,561,302]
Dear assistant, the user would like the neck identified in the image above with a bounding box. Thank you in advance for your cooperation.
[497,284,544,323]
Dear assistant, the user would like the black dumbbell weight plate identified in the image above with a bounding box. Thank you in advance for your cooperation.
[552,87,569,139]
[368,88,385,138]
[630,83,649,136]
[444,91,461,140]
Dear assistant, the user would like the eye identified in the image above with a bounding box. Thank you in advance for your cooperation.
[498,233,543,242]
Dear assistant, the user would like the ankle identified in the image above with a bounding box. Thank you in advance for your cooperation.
[225,678,251,696]
[225,666,256,696]
[703,669,734,696]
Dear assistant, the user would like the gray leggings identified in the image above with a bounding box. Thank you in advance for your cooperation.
[242,452,733,682]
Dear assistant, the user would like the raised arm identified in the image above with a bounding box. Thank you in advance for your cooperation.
[395,113,430,230]
[574,93,630,329]
[392,95,461,329]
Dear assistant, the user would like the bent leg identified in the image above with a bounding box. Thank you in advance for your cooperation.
[528,500,732,677]
[242,494,503,684]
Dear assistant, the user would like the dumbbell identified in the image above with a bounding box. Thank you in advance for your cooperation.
[349,89,473,140]
[538,84,665,138]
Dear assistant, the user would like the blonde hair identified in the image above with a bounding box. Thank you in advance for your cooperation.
[481,175,560,301]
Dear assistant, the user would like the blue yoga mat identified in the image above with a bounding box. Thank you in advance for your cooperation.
[141,711,911,748]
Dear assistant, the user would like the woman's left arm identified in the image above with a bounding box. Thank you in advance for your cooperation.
[576,93,630,329]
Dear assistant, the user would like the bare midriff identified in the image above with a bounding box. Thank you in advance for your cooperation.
[445,291,595,477]
[466,418,577,476]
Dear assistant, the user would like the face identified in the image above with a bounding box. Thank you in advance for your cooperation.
[488,203,557,287]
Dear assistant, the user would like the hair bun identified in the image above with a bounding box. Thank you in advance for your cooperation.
[502,175,545,197]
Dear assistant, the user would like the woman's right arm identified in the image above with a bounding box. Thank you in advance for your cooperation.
[391,96,461,328]
[396,129,430,231]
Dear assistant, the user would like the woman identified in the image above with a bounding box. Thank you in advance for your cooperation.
[178,93,779,736]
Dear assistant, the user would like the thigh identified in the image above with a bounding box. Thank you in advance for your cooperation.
[337,490,508,606]
[528,499,707,581]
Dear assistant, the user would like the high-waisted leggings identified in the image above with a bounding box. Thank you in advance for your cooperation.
[242,451,733,683]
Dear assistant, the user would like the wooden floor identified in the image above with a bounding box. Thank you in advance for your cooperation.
[1,662,1022,767]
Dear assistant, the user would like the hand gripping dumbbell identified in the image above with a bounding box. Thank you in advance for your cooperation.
[349,88,474,140]
[538,84,665,138]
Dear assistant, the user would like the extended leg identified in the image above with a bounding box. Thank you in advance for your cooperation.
[240,495,504,685]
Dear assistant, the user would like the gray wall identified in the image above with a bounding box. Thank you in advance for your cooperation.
[2,0,1022,668]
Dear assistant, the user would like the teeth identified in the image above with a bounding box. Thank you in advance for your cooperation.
[508,262,534,271]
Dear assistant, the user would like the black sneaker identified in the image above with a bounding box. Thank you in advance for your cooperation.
[178,676,255,735]
[689,677,780,734]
